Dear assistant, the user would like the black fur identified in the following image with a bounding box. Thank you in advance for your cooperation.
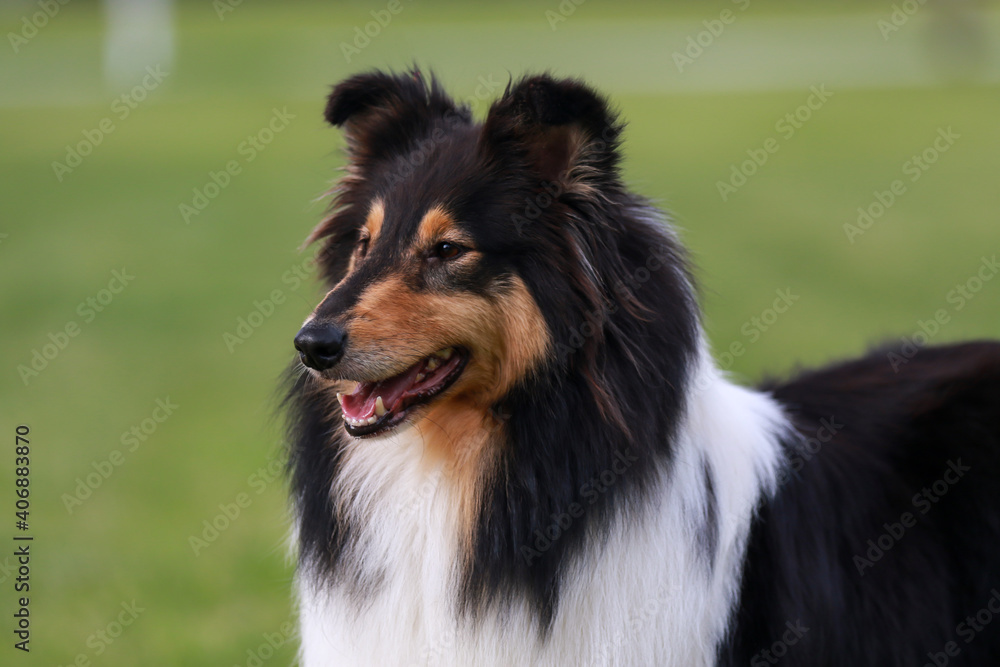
[699,456,720,570]
[721,341,1000,666]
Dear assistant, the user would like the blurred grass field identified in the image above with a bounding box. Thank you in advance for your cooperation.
[1,1,998,665]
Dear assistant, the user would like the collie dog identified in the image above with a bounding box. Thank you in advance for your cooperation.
[285,70,1000,666]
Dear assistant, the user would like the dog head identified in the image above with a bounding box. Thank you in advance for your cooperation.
[288,70,701,621]
[295,69,664,441]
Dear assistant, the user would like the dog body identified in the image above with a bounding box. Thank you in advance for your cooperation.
[286,71,1000,666]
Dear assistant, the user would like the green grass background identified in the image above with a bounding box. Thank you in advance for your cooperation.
[1,1,998,664]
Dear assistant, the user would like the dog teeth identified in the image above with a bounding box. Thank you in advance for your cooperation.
[415,372,426,382]
[344,415,379,428]
[423,347,455,373]
[374,396,386,417]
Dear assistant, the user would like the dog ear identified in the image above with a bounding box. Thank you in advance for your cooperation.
[480,75,623,188]
[307,70,468,283]
[325,69,467,163]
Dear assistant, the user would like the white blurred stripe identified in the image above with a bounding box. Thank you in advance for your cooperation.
[1,8,998,108]
[101,0,174,90]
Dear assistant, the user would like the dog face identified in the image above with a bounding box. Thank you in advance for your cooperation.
[295,71,626,440]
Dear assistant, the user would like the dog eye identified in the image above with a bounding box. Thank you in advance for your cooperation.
[355,236,370,258]
[431,241,463,261]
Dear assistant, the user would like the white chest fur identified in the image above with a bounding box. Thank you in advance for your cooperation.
[296,363,788,667]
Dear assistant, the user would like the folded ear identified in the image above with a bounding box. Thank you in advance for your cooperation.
[325,68,468,163]
[307,69,469,282]
[480,75,623,188]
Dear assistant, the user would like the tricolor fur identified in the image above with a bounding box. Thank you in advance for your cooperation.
[284,70,1000,666]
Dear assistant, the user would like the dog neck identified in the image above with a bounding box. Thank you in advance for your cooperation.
[296,342,790,666]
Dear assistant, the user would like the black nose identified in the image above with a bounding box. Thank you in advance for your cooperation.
[294,322,347,371]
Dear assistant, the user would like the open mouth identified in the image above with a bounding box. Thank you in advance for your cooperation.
[336,347,468,437]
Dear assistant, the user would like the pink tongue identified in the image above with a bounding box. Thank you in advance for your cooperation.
[341,362,423,421]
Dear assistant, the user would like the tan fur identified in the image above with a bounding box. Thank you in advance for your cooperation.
[416,402,497,552]
[349,274,548,408]
[364,199,385,244]
[339,200,385,278]
[416,206,463,247]
[345,269,549,529]
[531,125,609,203]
